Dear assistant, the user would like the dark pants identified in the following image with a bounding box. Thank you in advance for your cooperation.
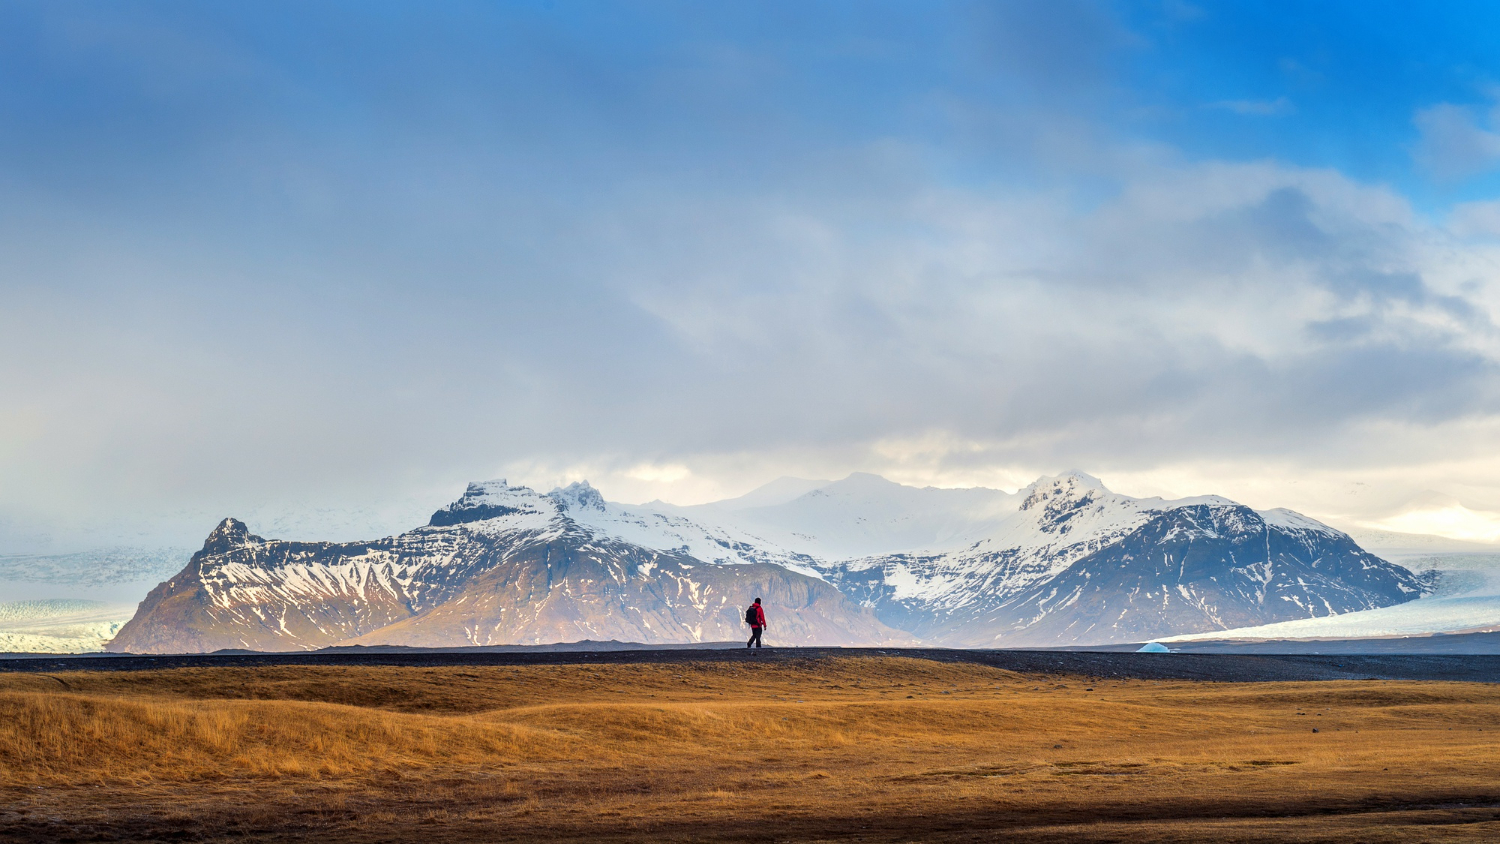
[747,627,763,648]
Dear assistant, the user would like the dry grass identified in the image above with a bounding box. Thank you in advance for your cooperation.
[3,657,1500,842]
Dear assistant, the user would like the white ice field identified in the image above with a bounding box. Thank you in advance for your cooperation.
[1166,554,1500,642]
[0,599,136,654]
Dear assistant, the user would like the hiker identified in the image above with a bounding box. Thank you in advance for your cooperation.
[745,598,767,649]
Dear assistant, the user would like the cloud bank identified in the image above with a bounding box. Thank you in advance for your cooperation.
[4,1,1500,549]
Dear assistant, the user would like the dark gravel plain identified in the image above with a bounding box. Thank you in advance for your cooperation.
[5,644,1500,683]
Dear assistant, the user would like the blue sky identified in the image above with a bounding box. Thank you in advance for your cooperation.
[10,2,1500,210]
[1125,1,1500,202]
[7,0,1500,549]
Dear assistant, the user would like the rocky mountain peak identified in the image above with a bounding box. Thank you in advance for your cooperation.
[201,518,261,555]
[547,481,606,513]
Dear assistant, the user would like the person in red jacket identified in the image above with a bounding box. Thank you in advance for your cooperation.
[746,598,767,649]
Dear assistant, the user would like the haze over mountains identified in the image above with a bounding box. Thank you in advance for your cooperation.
[108,472,1429,653]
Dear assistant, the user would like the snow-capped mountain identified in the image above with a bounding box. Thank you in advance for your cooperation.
[108,481,910,653]
[616,471,1423,646]
[109,472,1428,652]
[702,476,833,511]
[675,472,1017,560]
[941,502,1424,646]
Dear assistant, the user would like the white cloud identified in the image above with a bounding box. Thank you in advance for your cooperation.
[1372,503,1500,544]
[1448,200,1500,238]
[11,2,1500,552]
[1413,100,1500,181]
[10,154,1500,543]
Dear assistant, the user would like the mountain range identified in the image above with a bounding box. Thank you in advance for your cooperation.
[108,472,1428,653]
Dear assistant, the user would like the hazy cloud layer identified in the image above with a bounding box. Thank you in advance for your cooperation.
[5,1,1500,549]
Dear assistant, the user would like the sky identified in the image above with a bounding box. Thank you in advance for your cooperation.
[8,0,1500,551]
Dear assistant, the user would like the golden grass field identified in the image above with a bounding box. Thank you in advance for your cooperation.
[3,656,1500,842]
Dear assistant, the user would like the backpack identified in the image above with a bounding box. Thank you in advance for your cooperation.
[745,606,758,625]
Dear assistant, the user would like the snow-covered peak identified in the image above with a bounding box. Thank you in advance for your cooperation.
[458,479,521,505]
[709,476,833,511]
[428,480,557,528]
[1019,471,1108,509]
[1033,469,1107,490]
[983,477,1145,557]
[1258,507,1344,536]
[715,473,1015,559]
[832,471,904,489]
[547,481,607,513]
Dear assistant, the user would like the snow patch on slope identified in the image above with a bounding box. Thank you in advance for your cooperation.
[1259,507,1343,535]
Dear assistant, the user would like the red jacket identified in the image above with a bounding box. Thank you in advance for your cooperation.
[750,604,766,627]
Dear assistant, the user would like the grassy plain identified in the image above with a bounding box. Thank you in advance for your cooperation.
[3,656,1500,842]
